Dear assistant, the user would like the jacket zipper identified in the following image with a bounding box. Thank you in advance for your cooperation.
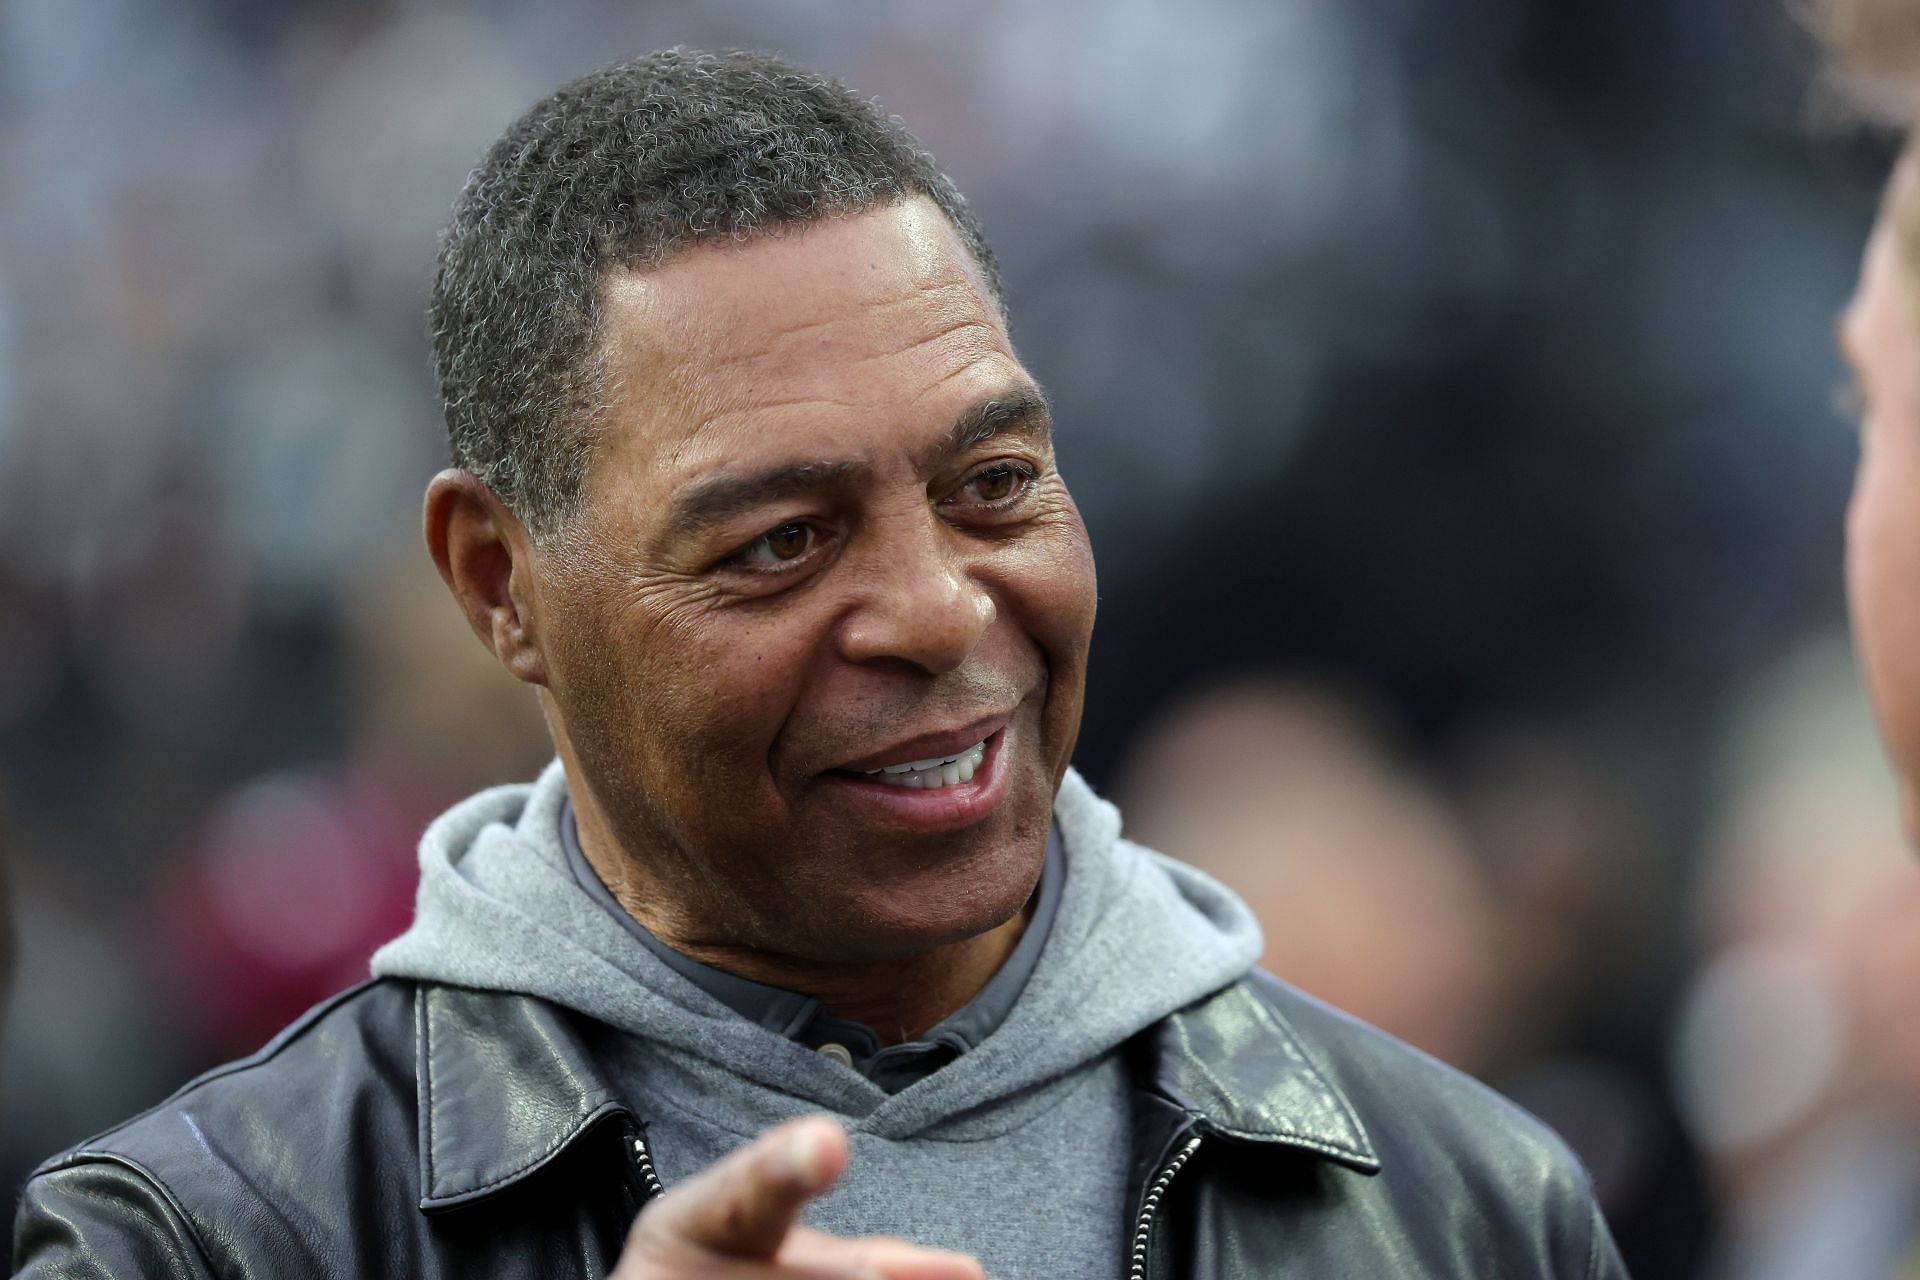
[629,1132,665,1203]
[1128,1134,1202,1280]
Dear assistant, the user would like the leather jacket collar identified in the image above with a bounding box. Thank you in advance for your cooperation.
[414,983,630,1212]
[1142,981,1379,1171]
[412,977,1380,1213]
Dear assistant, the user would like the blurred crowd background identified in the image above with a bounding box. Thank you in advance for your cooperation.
[3,0,1918,1276]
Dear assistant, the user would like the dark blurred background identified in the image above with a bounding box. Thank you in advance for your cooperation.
[5,1,1920,1276]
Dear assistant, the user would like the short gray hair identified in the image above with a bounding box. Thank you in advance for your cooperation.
[428,48,1005,537]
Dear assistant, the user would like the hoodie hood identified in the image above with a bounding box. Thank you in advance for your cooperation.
[372,761,1262,1139]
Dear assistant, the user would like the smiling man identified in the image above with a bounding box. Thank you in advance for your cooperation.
[13,51,1622,1279]
[486,203,1091,1027]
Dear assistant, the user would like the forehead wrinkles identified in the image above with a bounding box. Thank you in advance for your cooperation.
[668,276,994,383]
[590,200,1009,490]
[638,280,1009,473]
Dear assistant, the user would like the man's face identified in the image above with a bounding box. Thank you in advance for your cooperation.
[532,198,1097,961]
[1840,153,1920,838]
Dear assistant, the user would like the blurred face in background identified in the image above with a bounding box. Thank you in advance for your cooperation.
[1116,684,1504,1072]
[1840,150,1920,837]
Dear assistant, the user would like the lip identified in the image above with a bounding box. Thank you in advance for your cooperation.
[829,712,1012,776]
[817,724,1014,832]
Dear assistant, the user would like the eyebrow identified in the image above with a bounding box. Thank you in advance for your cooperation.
[924,387,1053,469]
[658,385,1054,545]
[661,459,870,543]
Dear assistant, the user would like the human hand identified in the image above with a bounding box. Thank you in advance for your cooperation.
[610,1116,986,1279]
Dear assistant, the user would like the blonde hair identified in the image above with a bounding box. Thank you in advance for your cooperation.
[1817,0,1920,301]
[1820,0,1920,82]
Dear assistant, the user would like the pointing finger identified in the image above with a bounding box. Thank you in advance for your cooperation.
[631,1116,849,1260]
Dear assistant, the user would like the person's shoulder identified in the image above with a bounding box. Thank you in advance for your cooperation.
[1239,970,1603,1220]
[15,979,423,1275]
[15,980,641,1278]
[1158,972,1625,1276]
[34,977,420,1180]
[16,978,430,1272]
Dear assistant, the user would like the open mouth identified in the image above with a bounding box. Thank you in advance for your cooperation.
[859,739,988,790]
[820,726,1013,832]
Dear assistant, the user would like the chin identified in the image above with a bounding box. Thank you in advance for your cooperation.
[816,812,1049,960]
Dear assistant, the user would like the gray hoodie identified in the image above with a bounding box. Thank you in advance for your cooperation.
[372,762,1261,1278]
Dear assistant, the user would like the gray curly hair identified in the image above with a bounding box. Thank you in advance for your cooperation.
[428,48,1004,538]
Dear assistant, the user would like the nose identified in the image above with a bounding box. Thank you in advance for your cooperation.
[836,516,996,674]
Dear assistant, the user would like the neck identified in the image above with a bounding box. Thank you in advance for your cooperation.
[566,765,1033,1044]
[666,911,1031,1044]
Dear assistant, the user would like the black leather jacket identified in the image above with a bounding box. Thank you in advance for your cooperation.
[14,973,1626,1278]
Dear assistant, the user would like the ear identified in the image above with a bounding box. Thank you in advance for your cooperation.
[423,469,550,686]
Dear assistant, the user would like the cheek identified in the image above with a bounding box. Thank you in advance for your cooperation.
[1001,513,1098,667]
[1847,446,1920,779]
[552,589,804,783]
[993,511,1098,769]
[642,608,823,765]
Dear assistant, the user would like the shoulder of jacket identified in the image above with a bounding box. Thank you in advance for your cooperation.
[1236,970,1597,1205]
[28,977,420,1184]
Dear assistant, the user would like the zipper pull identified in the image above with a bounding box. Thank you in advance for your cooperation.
[629,1131,665,1202]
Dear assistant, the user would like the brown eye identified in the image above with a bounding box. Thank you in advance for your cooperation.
[975,469,1015,501]
[764,523,810,559]
[965,464,1030,505]
[733,521,818,572]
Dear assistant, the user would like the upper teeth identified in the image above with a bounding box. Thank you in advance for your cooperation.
[864,739,988,789]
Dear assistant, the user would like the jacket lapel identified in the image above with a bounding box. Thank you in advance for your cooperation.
[414,983,634,1211]
[1145,980,1380,1173]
